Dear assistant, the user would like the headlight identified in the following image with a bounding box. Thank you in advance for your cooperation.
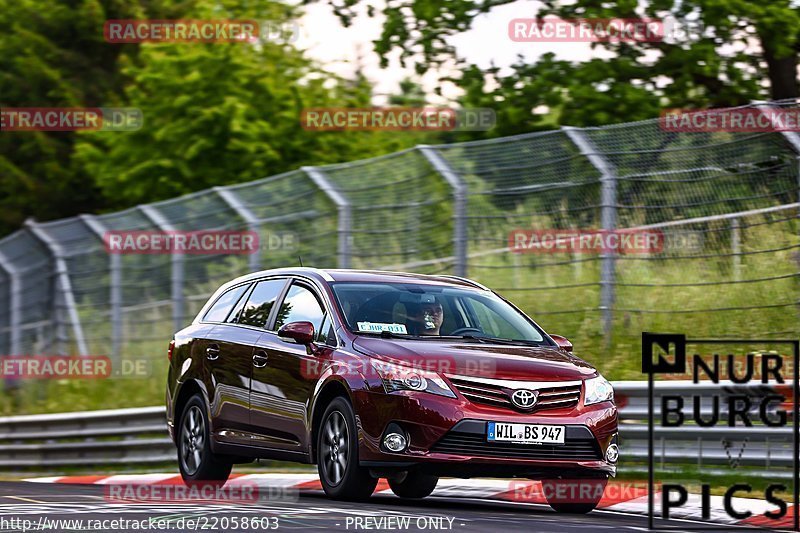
[371,361,456,398]
[584,375,614,405]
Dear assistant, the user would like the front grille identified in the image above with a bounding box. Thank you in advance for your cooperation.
[447,376,582,412]
[537,385,582,409]
[431,428,602,461]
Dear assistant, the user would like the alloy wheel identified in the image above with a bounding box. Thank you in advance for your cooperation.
[321,411,349,486]
[180,405,205,475]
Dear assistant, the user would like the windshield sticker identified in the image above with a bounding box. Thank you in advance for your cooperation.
[356,322,408,334]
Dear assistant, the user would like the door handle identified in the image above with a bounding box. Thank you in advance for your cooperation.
[206,344,220,360]
[252,351,269,368]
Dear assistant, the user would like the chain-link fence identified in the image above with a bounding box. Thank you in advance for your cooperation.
[1,100,798,381]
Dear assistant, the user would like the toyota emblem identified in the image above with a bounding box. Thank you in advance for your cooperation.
[510,389,537,410]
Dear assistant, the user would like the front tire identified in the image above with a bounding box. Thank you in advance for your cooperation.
[543,477,607,514]
[317,397,378,501]
[177,394,232,485]
[388,471,438,499]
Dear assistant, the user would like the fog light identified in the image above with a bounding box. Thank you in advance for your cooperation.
[383,432,407,452]
[605,443,619,463]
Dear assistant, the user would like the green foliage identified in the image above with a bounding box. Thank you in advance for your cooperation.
[312,0,799,138]
[452,54,663,140]
[77,41,329,203]
[1,0,436,234]
[0,0,231,234]
[0,0,119,235]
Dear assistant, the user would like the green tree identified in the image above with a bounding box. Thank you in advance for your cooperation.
[74,39,437,206]
[389,77,428,106]
[312,0,799,131]
[0,0,267,234]
[0,0,146,235]
[0,0,432,234]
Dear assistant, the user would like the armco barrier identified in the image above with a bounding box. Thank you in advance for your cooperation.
[0,381,792,470]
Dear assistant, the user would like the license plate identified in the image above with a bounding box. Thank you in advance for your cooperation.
[487,422,565,445]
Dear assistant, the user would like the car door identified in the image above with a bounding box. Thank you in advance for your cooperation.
[205,278,288,445]
[193,282,251,438]
[250,279,335,453]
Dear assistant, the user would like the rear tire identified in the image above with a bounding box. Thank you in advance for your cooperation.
[177,394,232,486]
[317,397,378,501]
[544,477,607,514]
[388,471,438,499]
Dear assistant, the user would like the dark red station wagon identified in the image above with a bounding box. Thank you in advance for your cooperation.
[166,268,618,513]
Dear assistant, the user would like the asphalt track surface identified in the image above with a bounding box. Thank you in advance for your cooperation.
[0,481,742,533]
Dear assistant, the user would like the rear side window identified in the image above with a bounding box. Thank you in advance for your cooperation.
[227,283,253,323]
[203,284,249,323]
[235,279,286,328]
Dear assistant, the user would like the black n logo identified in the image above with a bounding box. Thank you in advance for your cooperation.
[642,332,686,374]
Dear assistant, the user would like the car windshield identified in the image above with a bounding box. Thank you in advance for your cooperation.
[330,282,546,343]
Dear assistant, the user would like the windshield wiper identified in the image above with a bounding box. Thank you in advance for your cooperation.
[454,335,543,346]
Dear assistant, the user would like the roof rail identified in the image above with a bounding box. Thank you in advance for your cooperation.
[253,267,334,282]
[438,275,490,291]
[293,267,335,281]
[224,267,335,285]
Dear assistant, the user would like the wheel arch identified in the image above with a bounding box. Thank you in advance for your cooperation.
[172,379,209,444]
[310,378,354,461]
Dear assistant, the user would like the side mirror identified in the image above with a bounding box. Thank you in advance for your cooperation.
[278,321,315,345]
[550,334,573,352]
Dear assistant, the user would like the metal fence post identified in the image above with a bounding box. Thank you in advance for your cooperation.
[0,247,22,393]
[303,167,351,269]
[418,145,468,277]
[775,124,800,332]
[214,186,261,272]
[0,248,20,357]
[563,127,618,342]
[755,102,800,220]
[730,217,741,281]
[777,130,800,226]
[24,220,89,356]
[138,206,185,333]
[79,215,122,363]
[758,104,800,335]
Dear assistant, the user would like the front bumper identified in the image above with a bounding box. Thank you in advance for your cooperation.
[353,388,617,477]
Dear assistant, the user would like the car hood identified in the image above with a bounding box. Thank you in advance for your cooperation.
[351,337,596,381]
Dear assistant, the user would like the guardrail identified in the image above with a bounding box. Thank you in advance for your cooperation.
[0,381,793,470]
